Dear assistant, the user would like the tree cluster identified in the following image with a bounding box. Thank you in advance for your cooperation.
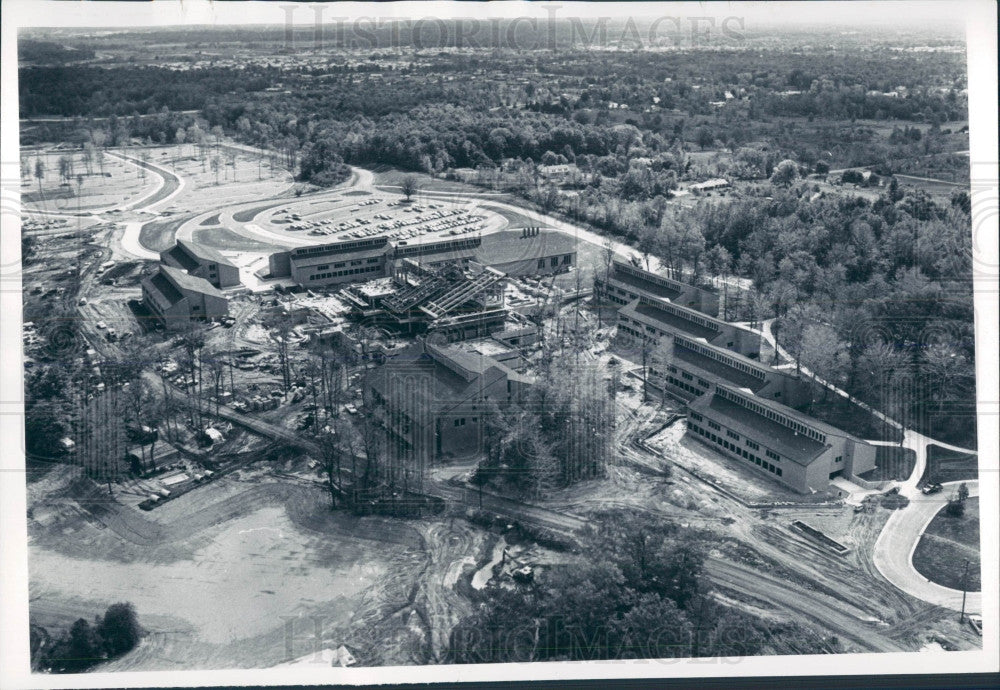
[448,511,839,662]
[31,602,141,673]
[473,359,613,497]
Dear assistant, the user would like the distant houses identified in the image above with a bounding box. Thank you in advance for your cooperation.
[688,178,730,193]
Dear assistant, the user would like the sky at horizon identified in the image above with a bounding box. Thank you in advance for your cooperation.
[7,0,972,33]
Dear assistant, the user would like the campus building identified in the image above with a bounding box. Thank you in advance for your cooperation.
[267,227,577,289]
[685,383,877,494]
[649,332,812,408]
[615,294,760,358]
[160,239,241,289]
[378,262,509,341]
[268,236,389,288]
[595,260,719,317]
[473,228,577,277]
[367,340,533,461]
[141,264,229,330]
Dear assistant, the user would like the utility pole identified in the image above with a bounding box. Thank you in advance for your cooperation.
[959,558,970,623]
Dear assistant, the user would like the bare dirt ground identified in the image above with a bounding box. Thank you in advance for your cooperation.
[26,460,497,671]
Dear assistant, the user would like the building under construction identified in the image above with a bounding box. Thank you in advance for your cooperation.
[342,260,509,342]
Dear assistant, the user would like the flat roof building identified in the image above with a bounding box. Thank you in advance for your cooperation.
[268,228,578,289]
[686,383,876,494]
[475,228,577,277]
[595,260,719,317]
[268,236,389,287]
[616,295,760,358]
[161,239,241,289]
[650,332,812,408]
[141,264,229,330]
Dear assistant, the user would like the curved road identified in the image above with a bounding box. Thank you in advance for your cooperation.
[873,480,981,613]
[757,318,983,613]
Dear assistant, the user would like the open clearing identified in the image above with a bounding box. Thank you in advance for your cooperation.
[26,466,479,670]
[21,149,159,211]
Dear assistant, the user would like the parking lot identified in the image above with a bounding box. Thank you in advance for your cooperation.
[259,194,499,245]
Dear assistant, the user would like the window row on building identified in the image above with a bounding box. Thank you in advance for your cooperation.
[615,262,685,292]
[314,257,382,271]
[309,264,382,281]
[663,374,704,397]
[688,421,783,477]
[597,280,640,304]
[643,297,720,333]
[715,385,826,444]
[292,236,387,258]
[537,254,573,269]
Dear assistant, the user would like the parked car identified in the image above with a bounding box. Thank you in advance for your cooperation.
[921,483,944,495]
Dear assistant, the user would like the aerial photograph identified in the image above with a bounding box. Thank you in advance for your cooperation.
[5,0,995,683]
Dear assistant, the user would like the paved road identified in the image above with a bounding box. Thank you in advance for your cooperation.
[873,480,981,613]
[107,151,186,212]
[119,221,160,261]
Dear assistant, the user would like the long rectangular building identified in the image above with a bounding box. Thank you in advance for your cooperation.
[616,295,760,358]
[595,260,719,316]
[268,227,577,289]
[685,383,876,494]
[268,236,389,287]
[650,332,812,407]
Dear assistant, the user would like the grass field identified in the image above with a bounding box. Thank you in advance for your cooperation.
[138,215,192,252]
[22,150,159,211]
[191,227,281,253]
[922,445,980,485]
[912,497,980,591]
[374,168,484,195]
[233,202,282,223]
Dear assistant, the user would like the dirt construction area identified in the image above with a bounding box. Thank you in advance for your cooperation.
[26,465,495,670]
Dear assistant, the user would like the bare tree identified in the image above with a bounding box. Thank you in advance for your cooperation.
[205,350,228,417]
[34,158,46,197]
[210,156,221,185]
[400,174,419,202]
[261,311,294,391]
[315,425,345,508]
